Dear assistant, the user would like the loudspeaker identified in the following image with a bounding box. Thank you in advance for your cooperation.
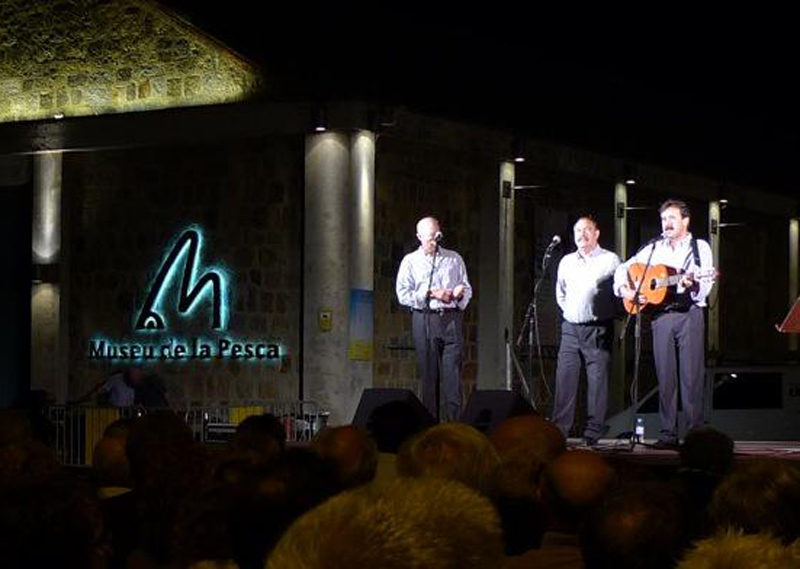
[352,388,435,452]
[352,388,433,426]
[460,390,535,434]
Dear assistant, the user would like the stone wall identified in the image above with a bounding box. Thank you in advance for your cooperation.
[0,0,263,123]
[64,136,301,405]
[719,205,789,357]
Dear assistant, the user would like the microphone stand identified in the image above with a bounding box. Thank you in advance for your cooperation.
[424,242,441,422]
[619,237,659,449]
[516,240,558,411]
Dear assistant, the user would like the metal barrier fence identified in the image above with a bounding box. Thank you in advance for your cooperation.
[44,400,326,467]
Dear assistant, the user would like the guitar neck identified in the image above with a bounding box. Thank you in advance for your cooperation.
[655,269,714,290]
[661,274,684,288]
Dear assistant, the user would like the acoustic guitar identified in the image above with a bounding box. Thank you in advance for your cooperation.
[623,263,717,314]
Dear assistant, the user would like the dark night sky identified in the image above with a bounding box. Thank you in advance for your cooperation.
[161,2,798,195]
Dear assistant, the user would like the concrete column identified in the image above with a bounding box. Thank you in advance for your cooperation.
[611,183,628,412]
[499,162,515,388]
[478,161,514,389]
[790,218,799,351]
[708,201,722,354]
[304,133,351,424]
[31,152,67,403]
[346,130,375,419]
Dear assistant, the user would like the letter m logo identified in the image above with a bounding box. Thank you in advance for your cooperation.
[136,229,225,331]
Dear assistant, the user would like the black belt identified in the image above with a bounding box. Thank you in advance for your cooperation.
[653,305,693,319]
[412,307,461,315]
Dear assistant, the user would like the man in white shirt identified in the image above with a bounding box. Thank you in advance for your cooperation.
[614,199,715,448]
[101,370,136,407]
[552,216,621,445]
[396,217,472,421]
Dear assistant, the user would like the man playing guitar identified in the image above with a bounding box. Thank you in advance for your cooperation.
[614,199,716,449]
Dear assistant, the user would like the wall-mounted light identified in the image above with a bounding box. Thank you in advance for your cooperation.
[377,105,396,128]
[32,263,59,284]
[616,202,651,219]
[512,137,525,163]
[623,164,637,186]
[312,106,327,132]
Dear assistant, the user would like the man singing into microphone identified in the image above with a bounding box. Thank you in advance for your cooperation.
[396,216,472,421]
[552,216,620,446]
[614,199,715,448]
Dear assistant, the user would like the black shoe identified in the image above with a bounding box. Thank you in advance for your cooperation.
[651,439,679,450]
[582,436,599,448]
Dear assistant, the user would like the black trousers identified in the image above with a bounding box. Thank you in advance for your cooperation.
[412,310,464,421]
[552,320,612,439]
[651,305,706,441]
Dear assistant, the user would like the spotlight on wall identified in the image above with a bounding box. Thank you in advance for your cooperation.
[312,106,327,133]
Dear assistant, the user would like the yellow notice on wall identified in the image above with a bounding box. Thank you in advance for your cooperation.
[348,289,373,361]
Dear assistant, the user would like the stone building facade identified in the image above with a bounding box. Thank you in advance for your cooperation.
[0,0,262,122]
[1,0,798,431]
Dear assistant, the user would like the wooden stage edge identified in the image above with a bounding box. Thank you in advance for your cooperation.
[567,439,800,467]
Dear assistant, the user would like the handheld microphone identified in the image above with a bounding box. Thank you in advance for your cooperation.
[434,231,443,242]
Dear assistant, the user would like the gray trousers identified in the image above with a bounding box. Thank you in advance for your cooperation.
[651,305,706,441]
[412,310,464,421]
[552,320,612,439]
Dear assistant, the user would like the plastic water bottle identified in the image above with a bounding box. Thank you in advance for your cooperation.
[635,417,645,443]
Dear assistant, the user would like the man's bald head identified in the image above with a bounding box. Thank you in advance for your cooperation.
[416,216,439,235]
[416,217,441,254]
[490,416,566,460]
[541,450,616,533]
[313,425,378,489]
[490,416,567,499]
[546,450,615,507]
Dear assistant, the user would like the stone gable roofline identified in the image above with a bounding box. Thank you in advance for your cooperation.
[0,0,267,124]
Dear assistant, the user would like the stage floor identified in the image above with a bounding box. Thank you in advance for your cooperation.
[566,438,800,466]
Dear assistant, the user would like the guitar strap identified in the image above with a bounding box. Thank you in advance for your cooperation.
[663,237,702,313]
[690,237,702,270]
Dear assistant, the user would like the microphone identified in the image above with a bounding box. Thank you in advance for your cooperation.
[434,231,443,242]
[638,232,667,252]
[541,234,561,270]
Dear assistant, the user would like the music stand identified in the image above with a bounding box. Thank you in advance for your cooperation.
[776,296,800,333]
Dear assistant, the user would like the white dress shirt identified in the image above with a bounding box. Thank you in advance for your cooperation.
[556,245,621,323]
[613,233,715,307]
[396,246,472,310]
[102,372,135,407]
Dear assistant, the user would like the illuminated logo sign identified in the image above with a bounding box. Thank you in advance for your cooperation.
[88,226,282,363]
[136,228,224,331]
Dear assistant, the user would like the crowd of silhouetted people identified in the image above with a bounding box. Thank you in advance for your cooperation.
[2,400,800,568]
